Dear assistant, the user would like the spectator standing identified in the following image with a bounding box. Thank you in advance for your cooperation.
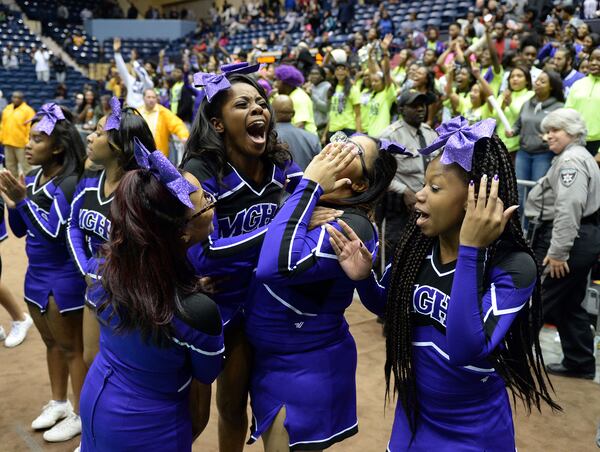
[553,47,585,97]
[2,43,18,69]
[126,1,138,19]
[140,89,189,159]
[80,7,93,22]
[33,46,51,83]
[338,0,355,35]
[305,66,331,134]
[52,55,66,84]
[113,38,154,109]
[274,65,318,135]
[0,91,35,176]
[272,95,321,170]
[565,48,600,155]
[56,2,69,27]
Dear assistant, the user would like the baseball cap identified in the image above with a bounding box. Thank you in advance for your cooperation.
[397,90,434,106]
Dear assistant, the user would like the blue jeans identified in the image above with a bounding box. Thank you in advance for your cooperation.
[515,150,554,208]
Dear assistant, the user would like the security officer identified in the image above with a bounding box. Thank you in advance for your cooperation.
[525,108,600,380]
[377,90,437,262]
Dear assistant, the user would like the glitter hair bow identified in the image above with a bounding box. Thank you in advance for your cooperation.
[28,103,65,135]
[133,137,198,208]
[193,62,262,103]
[104,96,122,131]
[419,116,496,172]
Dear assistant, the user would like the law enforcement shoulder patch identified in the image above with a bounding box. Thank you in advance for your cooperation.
[559,168,578,187]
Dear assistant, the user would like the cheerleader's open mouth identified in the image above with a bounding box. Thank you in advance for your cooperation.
[415,207,430,227]
[247,119,267,145]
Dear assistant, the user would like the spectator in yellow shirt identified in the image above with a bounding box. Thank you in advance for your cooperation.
[140,89,189,160]
[0,91,36,176]
[273,65,318,135]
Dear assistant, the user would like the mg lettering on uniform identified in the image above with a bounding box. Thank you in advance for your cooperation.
[218,203,278,237]
[413,284,449,327]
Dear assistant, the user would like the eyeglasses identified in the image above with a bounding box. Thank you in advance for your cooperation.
[329,131,369,181]
[185,190,217,224]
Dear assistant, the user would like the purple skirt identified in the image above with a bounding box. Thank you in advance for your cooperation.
[248,332,358,450]
[387,379,515,451]
[24,262,86,314]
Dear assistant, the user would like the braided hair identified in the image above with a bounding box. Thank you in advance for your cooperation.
[385,135,560,436]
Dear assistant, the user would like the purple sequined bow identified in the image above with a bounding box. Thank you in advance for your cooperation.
[104,96,122,131]
[193,62,262,103]
[379,138,411,156]
[133,137,198,208]
[419,116,496,172]
[28,103,65,135]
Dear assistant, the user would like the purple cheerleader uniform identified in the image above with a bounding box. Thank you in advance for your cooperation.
[7,168,85,313]
[246,178,379,450]
[356,242,536,451]
[0,196,7,243]
[67,169,113,279]
[80,286,225,452]
[182,157,302,328]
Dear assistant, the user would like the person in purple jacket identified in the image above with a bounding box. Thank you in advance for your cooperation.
[66,98,153,369]
[80,139,224,452]
[0,104,87,443]
[327,117,560,451]
[246,134,401,451]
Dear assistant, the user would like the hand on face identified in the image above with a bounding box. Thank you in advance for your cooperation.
[303,142,357,193]
[459,174,518,249]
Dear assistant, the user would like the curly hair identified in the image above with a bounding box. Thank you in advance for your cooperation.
[384,135,560,436]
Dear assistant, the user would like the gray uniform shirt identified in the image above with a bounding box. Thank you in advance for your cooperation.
[378,120,438,194]
[311,81,331,129]
[525,143,600,261]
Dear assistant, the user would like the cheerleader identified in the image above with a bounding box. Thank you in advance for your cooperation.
[327,117,560,451]
[0,104,86,442]
[66,97,153,368]
[0,192,34,347]
[181,63,309,450]
[246,134,399,451]
[79,139,224,452]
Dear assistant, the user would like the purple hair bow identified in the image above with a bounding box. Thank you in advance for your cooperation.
[193,62,262,103]
[378,138,411,156]
[29,103,65,135]
[133,137,198,208]
[419,116,496,172]
[104,96,122,131]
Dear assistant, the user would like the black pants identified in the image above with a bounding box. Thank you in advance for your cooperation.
[532,222,600,373]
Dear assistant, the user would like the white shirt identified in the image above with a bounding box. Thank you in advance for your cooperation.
[34,50,50,72]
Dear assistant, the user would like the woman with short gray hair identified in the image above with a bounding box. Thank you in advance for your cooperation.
[540,107,588,145]
[525,107,600,380]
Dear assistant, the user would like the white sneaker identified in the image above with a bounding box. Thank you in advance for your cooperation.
[0,325,5,341]
[5,313,33,348]
[31,400,73,430]
[43,413,81,442]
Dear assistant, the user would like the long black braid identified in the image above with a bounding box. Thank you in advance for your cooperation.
[385,135,561,437]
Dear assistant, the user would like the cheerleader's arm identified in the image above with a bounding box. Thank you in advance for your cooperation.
[7,207,27,237]
[446,245,536,366]
[66,183,93,276]
[256,178,377,285]
[355,264,391,318]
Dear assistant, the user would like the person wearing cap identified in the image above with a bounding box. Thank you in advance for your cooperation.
[0,91,35,177]
[325,50,362,142]
[377,90,437,257]
[272,95,321,170]
[274,65,318,135]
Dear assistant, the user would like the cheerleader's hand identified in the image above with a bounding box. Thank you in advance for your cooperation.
[0,170,26,204]
[327,219,373,281]
[303,143,357,193]
[0,190,16,209]
[460,174,519,248]
[309,206,344,230]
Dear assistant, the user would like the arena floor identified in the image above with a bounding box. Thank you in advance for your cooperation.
[1,232,599,452]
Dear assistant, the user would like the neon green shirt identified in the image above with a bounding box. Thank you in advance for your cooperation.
[366,85,397,137]
[289,88,317,135]
[359,88,373,136]
[329,84,360,132]
[495,88,534,152]
[565,74,600,142]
